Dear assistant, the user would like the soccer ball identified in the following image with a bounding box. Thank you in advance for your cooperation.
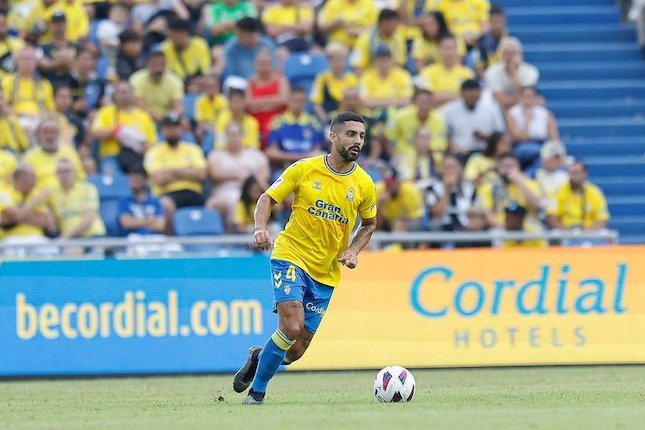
[373,365,416,403]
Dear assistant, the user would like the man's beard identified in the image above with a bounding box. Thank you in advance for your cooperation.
[167,137,180,146]
[338,145,360,162]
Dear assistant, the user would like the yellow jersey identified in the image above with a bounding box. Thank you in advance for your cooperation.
[22,145,85,190]
[161,37,212,81]
[437,0,489,39]
[214,111,260,150]
[463,153,495,185]
[477,178,543,231]
[418,63,475,94]
[143,141,207,196]
[262,3,315,28]
[233,201,255,229]
[359,67,413,103]
[0,150,18,184]
[0,183,48,237]
[375,181,425,225]
[0,37,25,82]
[266,155,377,287]
[411,35,467,67]
[49,182,106,237]
[0,115,29,154]
[1,75,54,116]
[129,70,184,119]
[547,182,609,229]
[195,93,228,124]
[386,105,447,157]
[317,0,378,48]
[91,104,157,158]
[309,70,359,107]
[24,0,89,43]
[351,28,407,70]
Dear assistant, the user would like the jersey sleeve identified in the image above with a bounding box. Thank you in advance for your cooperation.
[266,161,303,203]
[359,179,377,219]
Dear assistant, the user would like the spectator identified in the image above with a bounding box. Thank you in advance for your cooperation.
[359,45,413,112]
[37,11,78,87]
[473,3,510,74]
[118,169,166,236]
[417,34,475,106]
[0,91,29,155]
[0,164,56,238]
[207,122,270,230]
[535,140,569,198]
[23,116,85,190]
[376,170,425,232]
[437,0,489,47]
[131,0,190,34]
[386,89,447,180]
[441,79,505,155]
[69,47,107,119]
[161,17,212,85]
[412,11,466,73]
[90,81,157,173]
[506,86,559,172]
[53,85,85,150]
[221,17,277,80]
[58,0,90,43]
[96,3,129,59]
[411,127,439,182]
[2,46,54,136]
[144,112,207,234]
[115,29,146,81]
[195,74,228,137]
[317,0,378,49]
[266,87,324,170]
[310,42,359,123]
[502,202,544,247]
[262,0,314,53]
[547,161,609,231]
[233,175,264,233]
[485,37,539,110]
[48,158,106,238]
[215,87,260,150]
[422,153,477,232]
[129,50,185,122]
[351,8,406,72]
[24,0,88,44]
[477,152,543,231]
[201,0,258,46]
[0,9,25,82]
[464,131,511,187]
[246,49,289,146]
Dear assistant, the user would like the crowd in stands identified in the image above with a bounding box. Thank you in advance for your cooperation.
[0,0,611,253]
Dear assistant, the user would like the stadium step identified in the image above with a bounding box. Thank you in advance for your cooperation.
[605,197,645,216]
[524,43,642,62]
[549,99,645,119]
[608,216,645,235]
[539,80,645,100]
[620,235,645,244]
[511,25,636,44]
[539,62,645,81]
[499,0,613,7]
[505,6,620,25]
[565,136,645,157]
[559,117,645,138]
[586,157,645,177]
[593,178,645,196]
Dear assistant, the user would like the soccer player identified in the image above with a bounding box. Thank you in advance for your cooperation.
[233,111,378,405]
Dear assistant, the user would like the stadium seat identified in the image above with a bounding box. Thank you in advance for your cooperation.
[284,52,329,95]
[173,207,225,236]
[88,173,131,201]
[183,93,201,122]
[99,199,122,237]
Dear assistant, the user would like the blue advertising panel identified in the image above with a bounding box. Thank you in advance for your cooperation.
[0,256,276,376]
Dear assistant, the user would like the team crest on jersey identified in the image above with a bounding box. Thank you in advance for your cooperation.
[284,286,291,295]
[313,181,322,190]
[346,187,355,202]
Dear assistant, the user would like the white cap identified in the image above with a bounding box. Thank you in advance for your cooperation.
[540,140,566,160]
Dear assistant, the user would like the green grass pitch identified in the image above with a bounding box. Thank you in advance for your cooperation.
[1,366,644,430]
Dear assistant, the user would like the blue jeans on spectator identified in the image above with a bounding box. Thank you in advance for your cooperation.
[514,140,543,175]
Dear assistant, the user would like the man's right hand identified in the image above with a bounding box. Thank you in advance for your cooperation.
[253,229,273,251]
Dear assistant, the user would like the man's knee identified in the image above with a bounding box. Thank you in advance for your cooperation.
[279,320,303,341]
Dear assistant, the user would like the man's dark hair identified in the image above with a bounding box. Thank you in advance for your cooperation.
[498,152,519,163]
[168,17,191,33]
[236,17,261,32]
[490,4,505,16]
[130,167,148,178]
[442,152,464,167]
[290,86,307,96]
[330,111,365,132]
[378,8,399,23]
[571,160,588,172]
[119,29,142,44]
[414,88,433,99]
[228,87,245,99]
[461,79,481,92]
[484,132,506,157]
[0,9,8,18]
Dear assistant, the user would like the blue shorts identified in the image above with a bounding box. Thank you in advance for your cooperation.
[270,259,334,334]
